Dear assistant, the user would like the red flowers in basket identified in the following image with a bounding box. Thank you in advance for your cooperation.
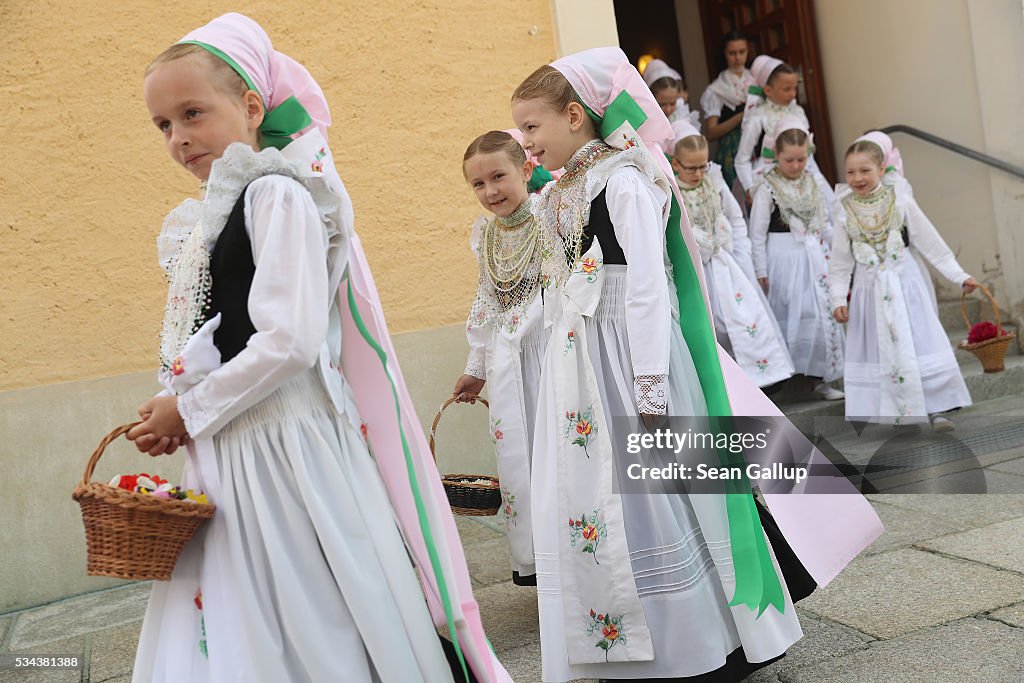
[967,321,1009,345]
[108,472,208,504]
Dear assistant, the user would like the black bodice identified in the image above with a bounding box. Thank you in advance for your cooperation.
[577,189,626,265]
[204,183,258,363]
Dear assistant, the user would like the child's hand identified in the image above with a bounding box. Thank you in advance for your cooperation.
[452,374,486,404]
[127,396,189,456]
[833,306,849,323]
[962,277,978,294]
[758,277,769,294]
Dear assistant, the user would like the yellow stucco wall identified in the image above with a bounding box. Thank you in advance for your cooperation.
[0,1,557,391]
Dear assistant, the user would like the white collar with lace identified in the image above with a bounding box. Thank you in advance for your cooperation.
[156,131,343,271]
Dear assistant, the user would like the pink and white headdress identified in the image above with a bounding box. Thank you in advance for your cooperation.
[175,14,510,682]
[180,13,329,149]
[641,58,683,87]
[764,114,814,155]
[671,119,703,147]
[855,131,905,176]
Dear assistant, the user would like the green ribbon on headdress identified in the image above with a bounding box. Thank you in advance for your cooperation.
[182,40,312,150]
[587,88,786,618]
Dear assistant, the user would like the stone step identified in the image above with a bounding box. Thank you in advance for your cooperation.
[777,355,1024,436]
[949,322,1020,366]
[938,297,981,331]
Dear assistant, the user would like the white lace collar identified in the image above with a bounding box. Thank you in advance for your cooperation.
[157,131,343,271]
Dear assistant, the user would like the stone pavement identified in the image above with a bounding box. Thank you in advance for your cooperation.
[3,399,1024,682]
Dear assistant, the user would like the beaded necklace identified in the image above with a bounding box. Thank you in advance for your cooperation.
[679,176,722,236]
[843,183,901,261]
[764,168,826,235]
[539,139,618,288]
[482,200,540,309]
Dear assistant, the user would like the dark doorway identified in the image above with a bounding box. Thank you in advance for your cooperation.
[699,0,837,182]
[613,0,686,88]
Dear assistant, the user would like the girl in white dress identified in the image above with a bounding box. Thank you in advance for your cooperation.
[671,120,794,387]
[642,58,700,129]
[453,130,548,585]
[510,47,882,683]
[735,55,831,203]
[829,139,976,430]
[854,131,939,311]
[129,13,510,683]
[700,31,756,195]
[749,117,845,399]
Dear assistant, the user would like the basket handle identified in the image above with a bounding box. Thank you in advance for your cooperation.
[428,396,489,462]
[960,283,1001,333]
[79,422,143,489]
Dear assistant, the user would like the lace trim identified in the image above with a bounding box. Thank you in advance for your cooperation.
[764,168,827,238]
[467,199,542,335]
[159,223,212,370]
[463,358,487,381]
[158,140,343,273]
[156,138,346,370]
[177,389,210,438]
[635,374,668,415]
[536,145,669,290]
[678,175,731,257]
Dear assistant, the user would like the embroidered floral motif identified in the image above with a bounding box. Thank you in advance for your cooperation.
[735,291,744,304]
[315,147,326,161]
[745,323,759,338]
[360,421,369,442]
[172,357,185,376]
[889,367,906,385]
[540,274,552,289]
[194,589,208,658]
[587,609,626,660]
[756,358,769,372]
[505,314,522,335]
[564,330,577,356]
[621,133,637,149]
[490,417,504,448]
[502,486,518,527]
[311,161,324,173]
[569,510,607,564]
[574,257,604,283]
[564,409,596,457]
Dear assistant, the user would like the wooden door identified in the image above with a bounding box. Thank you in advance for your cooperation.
[698,0,837,183]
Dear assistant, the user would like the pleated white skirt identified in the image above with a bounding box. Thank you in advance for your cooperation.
[133,369,453,683]
[844,253,971,420]
[765,233,836,378]
[533,269,802,682]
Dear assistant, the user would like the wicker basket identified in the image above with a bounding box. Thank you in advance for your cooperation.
[71,423,216,581]
[429,397,501,516]
[957,284,1015,373]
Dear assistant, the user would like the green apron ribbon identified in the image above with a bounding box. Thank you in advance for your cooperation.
[183,40,312,151]
[761,147,776,160]
[345,278,471,682]
[589,89,786,617]
[748,84,765,98]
